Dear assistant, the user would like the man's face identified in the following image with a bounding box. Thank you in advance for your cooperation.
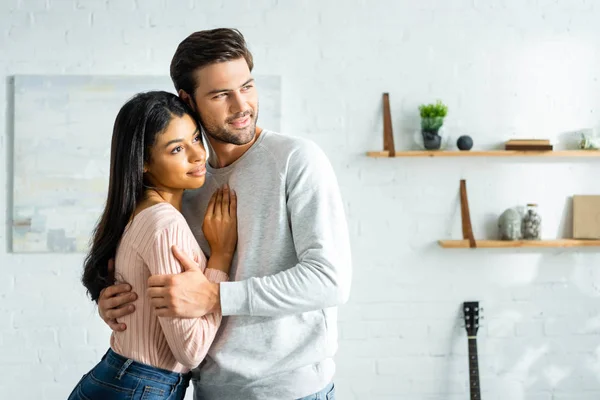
[191,57,259,146]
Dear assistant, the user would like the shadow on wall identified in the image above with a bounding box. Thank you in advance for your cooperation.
[485,249,600,399]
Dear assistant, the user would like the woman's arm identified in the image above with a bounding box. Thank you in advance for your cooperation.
[148,223,228,370]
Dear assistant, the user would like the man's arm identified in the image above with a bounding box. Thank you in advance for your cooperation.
[97,259,137,331]
[220,140,352,317]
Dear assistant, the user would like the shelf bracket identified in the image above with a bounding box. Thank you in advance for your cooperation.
[460,179,477,248]
[382,93,396,157]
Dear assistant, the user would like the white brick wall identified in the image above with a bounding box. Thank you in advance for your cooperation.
[1,0,600,398]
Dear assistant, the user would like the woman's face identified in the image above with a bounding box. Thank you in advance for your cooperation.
[144,113,207,191]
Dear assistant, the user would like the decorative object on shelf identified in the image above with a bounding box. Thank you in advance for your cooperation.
[498,207,522,240]
[412,127,450,150]
[457,135,473,151]
[505,139,553,151]
[522,203,541,240]
[381,93,396,157]
[504,139,552,151]
[579,129,600,150]
[418,100,448,150]
[572,195,600,239]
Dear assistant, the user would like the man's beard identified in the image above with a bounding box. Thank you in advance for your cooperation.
[199,106,259,146]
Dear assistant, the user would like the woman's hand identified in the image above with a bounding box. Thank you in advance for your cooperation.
[203,184,238,272]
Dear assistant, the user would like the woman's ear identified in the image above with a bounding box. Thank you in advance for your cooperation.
[143,163,149,174]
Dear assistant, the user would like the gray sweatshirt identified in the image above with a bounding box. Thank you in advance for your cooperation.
[181,130,352,400]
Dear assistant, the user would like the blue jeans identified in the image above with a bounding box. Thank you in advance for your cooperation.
[297,382,335,400]
[67,348,191,400]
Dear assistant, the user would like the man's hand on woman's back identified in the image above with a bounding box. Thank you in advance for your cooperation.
[98,259,137,332]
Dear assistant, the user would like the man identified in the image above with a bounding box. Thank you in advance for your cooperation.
[98,28,351,400]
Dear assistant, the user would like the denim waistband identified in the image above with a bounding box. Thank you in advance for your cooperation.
[102,348,192,386]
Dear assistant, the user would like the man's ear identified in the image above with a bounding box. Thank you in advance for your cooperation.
[178,89,196,111]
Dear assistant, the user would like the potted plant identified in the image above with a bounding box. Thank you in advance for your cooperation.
[418,100,448,150]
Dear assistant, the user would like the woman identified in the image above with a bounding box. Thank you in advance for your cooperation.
[68,91,237,399]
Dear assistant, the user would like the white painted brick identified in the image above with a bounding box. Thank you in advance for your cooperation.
[0,309,15,329]
[41,382,73,400]
[31,9,91,29]
[338,321,368,340]
[351,375,412,396]
[134,0,166,12]
[53,363,94,384]
[0,365,46,398]
[550,394,600,400]
[2,1,600,399]
[0,364,55,384]
[13,308,72,329]
[367,320,429,339]
[85,320,112,347]
[515,320,544,337]
[1,345,39,364]
[75,0,108,11]
[14,270,60,296]
[58,327,86,347]
[106,0,135,11]
[335,352,376,379]
[1,10,32,28]
[1,289,45,309]
[39,346,99,365]
[376,356,464,376]
[18,0,49,12]
[46,0,80,12]
[412,378,466,395]
[147,8,206,28]
[6,26,68,61]
[487,318,516,338]
[64,26,123,47]
[0,274,14,295]
[24,328,58,348]
[1,0,19,12]
[340,303,415,322]
[543,318,568,337]
[91,10,147,29]
[3,386,44,400]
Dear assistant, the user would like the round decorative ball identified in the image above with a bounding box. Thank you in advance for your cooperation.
[457,135,473,151]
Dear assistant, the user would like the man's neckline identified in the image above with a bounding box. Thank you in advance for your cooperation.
[205,129,269,174]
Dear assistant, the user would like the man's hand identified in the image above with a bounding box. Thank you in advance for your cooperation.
[147,246,221,318]
[98,259,137,332]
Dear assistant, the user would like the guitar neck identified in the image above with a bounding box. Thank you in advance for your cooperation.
[467,337,481,400]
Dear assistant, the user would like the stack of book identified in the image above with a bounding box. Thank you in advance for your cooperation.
[505,139,553,151]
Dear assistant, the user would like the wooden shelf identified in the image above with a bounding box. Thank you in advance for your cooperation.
[438,239,600,248]
[367,150,600,158]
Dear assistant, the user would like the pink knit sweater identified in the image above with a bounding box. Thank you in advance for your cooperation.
[109,202,228,372]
